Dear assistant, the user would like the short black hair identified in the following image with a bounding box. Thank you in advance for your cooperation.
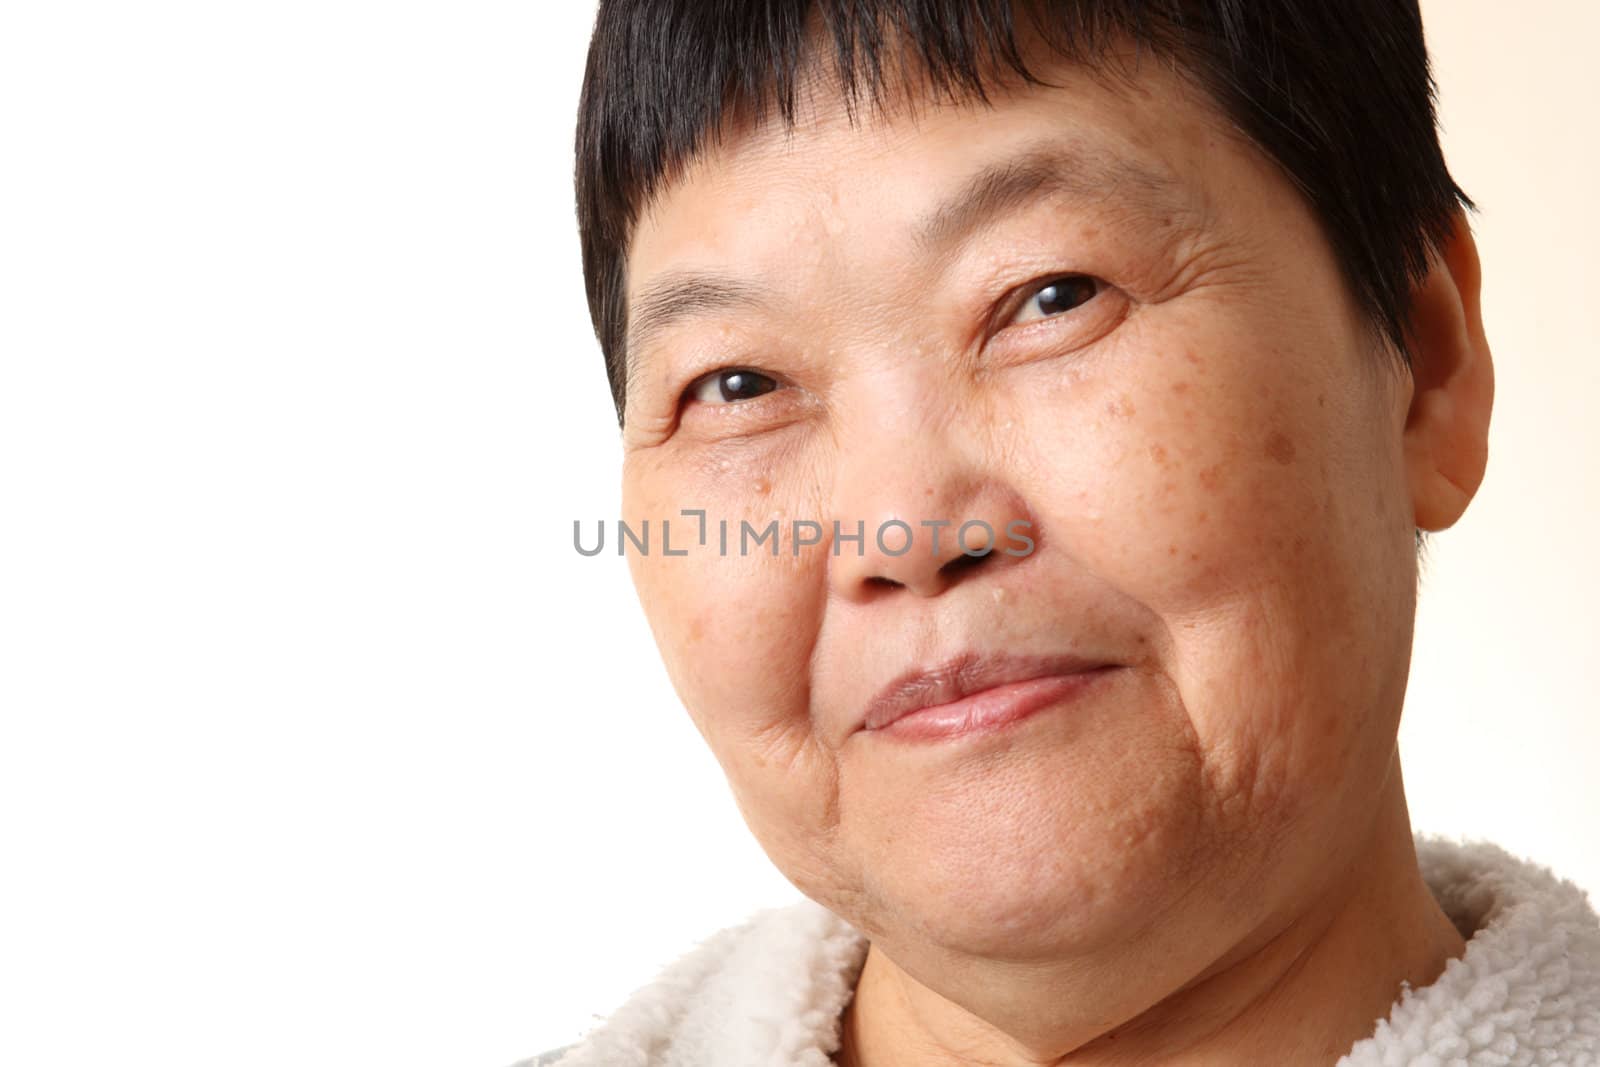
[575,0,1472,435]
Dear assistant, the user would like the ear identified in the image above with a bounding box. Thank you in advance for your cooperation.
[1401,211,1495,532]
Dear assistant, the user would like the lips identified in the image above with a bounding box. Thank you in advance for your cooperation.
[859,651,1114,733]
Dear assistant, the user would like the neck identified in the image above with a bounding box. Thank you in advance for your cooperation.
[833,758,1466,1066]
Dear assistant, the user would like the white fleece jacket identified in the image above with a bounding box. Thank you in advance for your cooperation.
[527,833,1600,1066]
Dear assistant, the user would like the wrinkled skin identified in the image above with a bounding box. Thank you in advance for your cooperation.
[615,35,1492,1066]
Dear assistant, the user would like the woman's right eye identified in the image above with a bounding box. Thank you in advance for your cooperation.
[687,368,780,406]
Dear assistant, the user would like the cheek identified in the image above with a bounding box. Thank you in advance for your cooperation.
[1140,352,1318,584]
[621,451,827,752]
[622,461,850,902]
[1013,313,1347,613]
[1007,316,1406,823]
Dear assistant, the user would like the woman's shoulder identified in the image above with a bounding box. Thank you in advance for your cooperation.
[524,896,869,1067]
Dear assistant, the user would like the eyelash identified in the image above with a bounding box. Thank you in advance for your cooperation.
[677,272,1106,409]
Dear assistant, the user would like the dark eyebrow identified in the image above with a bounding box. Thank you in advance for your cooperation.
[624,274,771,382]
[914,141,1185,254]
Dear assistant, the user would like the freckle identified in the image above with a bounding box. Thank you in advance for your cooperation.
[1265,431,1296,465]
[1150,443,1168,465]
[1172,381,1190,394]
[1197,510,1208,524]
[1185,350,1202,366]
[1188,551,1200,561]
[755,478,771,496]
[1100,396,1139,422]
[1317,393,1326,408]
[1198,464,1222,490]
[1168,544,1178,556]
[925,487,934,497]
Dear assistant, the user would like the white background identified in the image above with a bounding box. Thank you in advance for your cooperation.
[0,2,1593,1064]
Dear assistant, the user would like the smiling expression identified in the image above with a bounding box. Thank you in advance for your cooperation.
[614,41,1422,973]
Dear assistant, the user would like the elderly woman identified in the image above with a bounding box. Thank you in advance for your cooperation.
[533,1,1600,1064]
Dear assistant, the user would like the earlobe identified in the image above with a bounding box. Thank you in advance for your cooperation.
[1401,211,1495,532]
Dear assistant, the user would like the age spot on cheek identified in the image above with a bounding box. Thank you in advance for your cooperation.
[1106,393,1137,418]
[1264,431,1297,465]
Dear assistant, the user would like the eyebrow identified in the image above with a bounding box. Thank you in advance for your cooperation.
[623,141,1186,378]
[913,140,1184,254]
[625,274,772,382]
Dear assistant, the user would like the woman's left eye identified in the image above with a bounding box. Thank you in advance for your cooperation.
[687,367,781,406]
[1007,274,1103,327]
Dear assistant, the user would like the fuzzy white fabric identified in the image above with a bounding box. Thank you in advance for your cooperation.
[527,833,1600,1066]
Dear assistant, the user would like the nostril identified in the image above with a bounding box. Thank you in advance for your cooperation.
[865,576,903,590]
[939,549,992,579]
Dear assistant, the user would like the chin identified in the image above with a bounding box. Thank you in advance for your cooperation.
[865,819,1207,962]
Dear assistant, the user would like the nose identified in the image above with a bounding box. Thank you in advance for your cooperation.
[827,450,1038,602]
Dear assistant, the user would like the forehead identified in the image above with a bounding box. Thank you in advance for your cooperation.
[623,49,1229,371]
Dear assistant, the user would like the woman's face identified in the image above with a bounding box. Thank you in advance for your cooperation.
[617,49,1423,973]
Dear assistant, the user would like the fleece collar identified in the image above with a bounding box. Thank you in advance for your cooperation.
[1338,834,1600,1064]
[539,834,1600,1066]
